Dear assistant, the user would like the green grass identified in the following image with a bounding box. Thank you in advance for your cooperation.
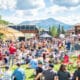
[8,57,78,80]
[11,65,34,80]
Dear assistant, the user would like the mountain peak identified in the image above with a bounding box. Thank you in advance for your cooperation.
[20,18,72,30]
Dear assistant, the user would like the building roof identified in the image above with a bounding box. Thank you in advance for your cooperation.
[0,24,24,40]
[9,25,39,31]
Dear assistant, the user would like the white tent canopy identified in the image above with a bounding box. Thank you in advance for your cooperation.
[40,33,52,38]
[59,34,65,39]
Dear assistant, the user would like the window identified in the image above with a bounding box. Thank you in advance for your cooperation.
[25,26,30,30]
[16,26,20,30]
[29,26,35,30]
[20,25,25,30]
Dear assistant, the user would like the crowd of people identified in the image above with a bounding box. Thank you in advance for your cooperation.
[35,62,80,80]
[0,36,80,80]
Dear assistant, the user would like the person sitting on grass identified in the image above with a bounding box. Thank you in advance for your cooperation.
[35,64,58,80]
[3,54,9,66]
[57,64,70,80]
[2,66,12,80]
[12,63,26,80]
[29,57,38,69]
[62,54,69,65]
[72,62,80,80]
[35,61,43,80]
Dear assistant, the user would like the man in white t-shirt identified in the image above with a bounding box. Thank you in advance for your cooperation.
[2,66,12,80]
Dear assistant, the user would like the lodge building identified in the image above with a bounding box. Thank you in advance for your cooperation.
[8,25,39,33]
[75,24,80,34]
[8,25,39,40]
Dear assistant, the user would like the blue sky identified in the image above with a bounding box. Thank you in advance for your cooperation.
[0,0,80,25]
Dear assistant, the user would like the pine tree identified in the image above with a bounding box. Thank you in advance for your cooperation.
[57,24,61,37]
[49,26,51,35]
[61,26,65,34]
[49,26,57,37]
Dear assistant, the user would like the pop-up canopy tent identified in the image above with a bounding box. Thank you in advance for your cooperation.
[39,33,52,38]
[59,34,65,39]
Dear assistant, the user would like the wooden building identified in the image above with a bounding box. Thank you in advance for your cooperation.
[66,29,75,36]
[0,24,24,40]
[9,25,38,33]
[75,24,80,34]
[8,25,39,38]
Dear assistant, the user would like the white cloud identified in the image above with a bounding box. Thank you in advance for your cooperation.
[53,0,80,7]
[1,5,66,23]
[1,0,80,25]
[2,4,80,25]
[13,9,38,19]
[72,0,80,3]
[0,0,45,10]
[50,5,68,14]
[3,12,79,25]
[16,0,45,10]
[2,15,28,24]
[54,14,80,25]
[2,9,39,24]
[0,0,16,9]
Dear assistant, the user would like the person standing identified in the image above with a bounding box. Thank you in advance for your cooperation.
[12,63,26,80]
[9,43,16,66]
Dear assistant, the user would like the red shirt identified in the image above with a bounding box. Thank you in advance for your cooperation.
[63,55,69,63]
[9,46,16,54]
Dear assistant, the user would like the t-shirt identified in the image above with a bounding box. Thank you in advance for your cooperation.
[36,67,43,80]
[57,71,70,80]
[12,68,25,80]
[42,69,56,80]
[2,71,12,80]
[36,67,43,75]
[29,59,38,69]
[9,46,16,54]
[73,69,80,80]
